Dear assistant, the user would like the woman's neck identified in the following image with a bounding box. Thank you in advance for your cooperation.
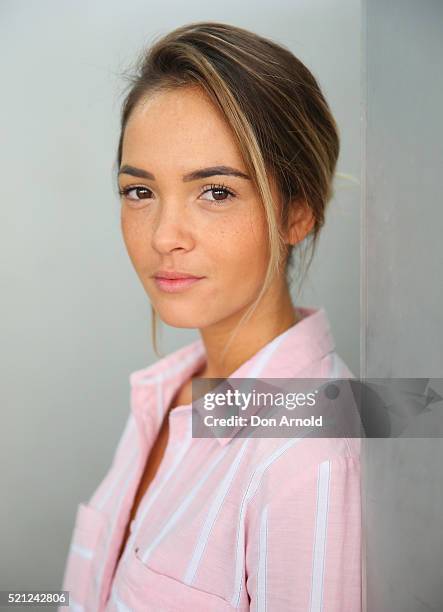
[197,283,299,380]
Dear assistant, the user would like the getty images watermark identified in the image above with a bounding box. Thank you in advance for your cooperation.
[190,377,443,439]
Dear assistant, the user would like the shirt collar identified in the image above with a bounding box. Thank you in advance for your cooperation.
[130,306,335,446]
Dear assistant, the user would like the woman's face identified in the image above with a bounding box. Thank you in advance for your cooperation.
[118,85,280,329]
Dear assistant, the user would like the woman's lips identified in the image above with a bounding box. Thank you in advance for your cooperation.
[153,276,205,293]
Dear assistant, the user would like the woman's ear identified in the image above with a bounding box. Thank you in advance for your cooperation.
[284,199,315,245]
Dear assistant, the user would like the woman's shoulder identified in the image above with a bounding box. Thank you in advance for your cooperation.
[239,434,361,524]
[240,433,360,482]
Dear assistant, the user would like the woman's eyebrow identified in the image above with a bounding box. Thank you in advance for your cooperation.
[118,164,250,181]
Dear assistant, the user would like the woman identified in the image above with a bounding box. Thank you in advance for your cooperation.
[61,22,361,611]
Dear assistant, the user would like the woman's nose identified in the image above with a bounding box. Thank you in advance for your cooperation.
[151,200,194,254]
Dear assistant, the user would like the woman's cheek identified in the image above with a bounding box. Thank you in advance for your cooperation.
[122,221,152,276]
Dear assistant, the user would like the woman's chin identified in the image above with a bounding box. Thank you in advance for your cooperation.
[154,306,209,329]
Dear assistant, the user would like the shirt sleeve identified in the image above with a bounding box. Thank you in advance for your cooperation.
[245,450,362,612]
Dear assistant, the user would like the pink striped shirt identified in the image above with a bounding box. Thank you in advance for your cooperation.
[60,306,362,611]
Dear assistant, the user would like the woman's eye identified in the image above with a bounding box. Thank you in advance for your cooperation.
[118,184,235,206]
[119,186,153,201]
[200,184,235,205]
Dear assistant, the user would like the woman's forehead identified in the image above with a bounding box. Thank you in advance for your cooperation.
[126,87,235,147]
[122,87,246,176]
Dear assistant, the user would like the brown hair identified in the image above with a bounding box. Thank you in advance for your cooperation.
[115,22,340,360]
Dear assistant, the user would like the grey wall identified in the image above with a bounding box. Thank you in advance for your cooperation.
[363,1,443,610]
[0,0,361,593]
